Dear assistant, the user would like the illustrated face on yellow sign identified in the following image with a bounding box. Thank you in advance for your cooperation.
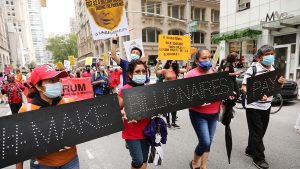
[86,0,124,31]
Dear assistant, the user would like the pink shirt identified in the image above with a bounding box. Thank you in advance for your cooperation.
[184,67,221,114]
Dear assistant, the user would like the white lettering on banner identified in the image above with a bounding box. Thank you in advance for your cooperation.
[1,125,26,159]
[251,76,279,97]
[126,77,230,116]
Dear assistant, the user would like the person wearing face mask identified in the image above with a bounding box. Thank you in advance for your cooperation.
[111,35,149,86]
[241,45,285,169]
[2,74,25,114]
[184,48,221,169]
[91,61,110,97]
[75,68,81,78]
[154,60,189,128]
[15,65,79,169]
[118,60,151,169]
[82,65,93,78]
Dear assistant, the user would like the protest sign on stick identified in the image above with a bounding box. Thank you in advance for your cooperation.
[0,95,123,168]
[158,35,190,60]
[61,78,94,100]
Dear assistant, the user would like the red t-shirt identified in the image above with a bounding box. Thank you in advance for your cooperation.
[184,67,221,114]
[4,83,24,103]
[109,71,117,88]
[118,84,150,140]
[114,69,122,85]
[82,72,93,78]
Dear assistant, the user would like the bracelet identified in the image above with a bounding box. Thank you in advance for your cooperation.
[112,40,118,44]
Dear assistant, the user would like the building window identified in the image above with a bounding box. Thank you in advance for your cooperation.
[168,4,185,19]
[12,12,15,16]
[191,32,205,44]
[168,29,184,35]
[6,1,8,4]
[192,7,205,21]
[211,9,219,22]
[237,0,250,11]
[142,28,161,42]
[18,28,21,32]
[123,35,130,42]
[10,1,13,5]
[13,23,16,26]
[141,0,161,16]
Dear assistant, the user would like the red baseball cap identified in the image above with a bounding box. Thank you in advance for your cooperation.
[30,64,68,85]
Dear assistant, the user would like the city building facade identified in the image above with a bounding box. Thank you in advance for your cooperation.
[69,17,77,34]
[1,0,36,67]
[27,0,45,64]
[220,0,300,82]
[75,0,220,66]
[0,5,10,71]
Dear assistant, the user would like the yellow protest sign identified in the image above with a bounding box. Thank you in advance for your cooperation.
[103,52,108,64]
[212,46,220,67]
[69,56,76,65]
[85,57,92,65]
[56,62,64,70]
[158,35,190,60]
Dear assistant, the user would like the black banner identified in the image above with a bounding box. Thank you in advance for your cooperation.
[247,70,281,104]
[122,72,233,120]
[0,94,123,168]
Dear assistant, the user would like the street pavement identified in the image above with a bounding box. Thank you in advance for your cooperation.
[1,100,300,169]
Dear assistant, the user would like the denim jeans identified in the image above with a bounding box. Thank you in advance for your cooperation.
[30,155,80,169]
[189,109,218,156]
[126,139,150,168]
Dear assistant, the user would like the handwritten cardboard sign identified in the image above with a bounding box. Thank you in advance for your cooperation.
[61,78,94,101]
[85,0,129,40]
[247,70,281,104]
[158,35,190,60]
[122,72,233,120]
[0,95,123,168]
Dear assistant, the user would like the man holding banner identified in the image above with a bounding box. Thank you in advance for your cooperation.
[241,45,285,169]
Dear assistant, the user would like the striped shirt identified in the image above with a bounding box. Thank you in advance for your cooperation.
[242,62,275,110]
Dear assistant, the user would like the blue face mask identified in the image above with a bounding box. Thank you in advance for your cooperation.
[198,60,212,71]
[100,66,105,71]
[132,75,146,84]
[43,82,62,98]
[130,54,140,61]
[262,55,274,66]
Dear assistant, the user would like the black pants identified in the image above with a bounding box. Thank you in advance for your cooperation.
[246,108,270,161]
[9,102,22,115]
[166,111,177,124]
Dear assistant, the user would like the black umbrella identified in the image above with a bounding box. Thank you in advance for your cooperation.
[221,99,235,164]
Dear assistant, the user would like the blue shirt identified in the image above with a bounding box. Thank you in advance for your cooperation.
[119,58,150,86]
[91,71,109,95]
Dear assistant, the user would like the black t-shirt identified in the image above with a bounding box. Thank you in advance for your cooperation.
[225,62,236,81]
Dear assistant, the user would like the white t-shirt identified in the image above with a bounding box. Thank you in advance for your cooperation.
[242,62,275,110]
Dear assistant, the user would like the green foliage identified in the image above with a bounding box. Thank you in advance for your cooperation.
[211,29,262,43]
[46,34,78,63]
[27,61,36,69]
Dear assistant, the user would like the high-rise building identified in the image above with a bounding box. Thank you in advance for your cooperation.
[69,17,77,34]
[0,3,10,71]
[1,0,36,67]
[27,0,45,64]
[74,0,220,66]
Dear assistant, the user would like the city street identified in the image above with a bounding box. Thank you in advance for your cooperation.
[1,100,300,169]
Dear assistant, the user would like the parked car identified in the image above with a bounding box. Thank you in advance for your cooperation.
[236,70,299,102]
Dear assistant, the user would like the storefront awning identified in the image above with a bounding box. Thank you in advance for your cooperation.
[260,15,300,31]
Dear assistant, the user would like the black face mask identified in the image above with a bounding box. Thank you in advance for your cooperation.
[172,63,178,69]
[87,69,90,73]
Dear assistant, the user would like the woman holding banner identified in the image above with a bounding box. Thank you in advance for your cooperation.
[118,60,151,169]
[154,60,188,128]
[184,49,221,169]
[16,65,80,169]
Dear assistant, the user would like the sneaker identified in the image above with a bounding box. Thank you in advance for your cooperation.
[172,123,180,128]
[167,123,171,128]
[253,160,269,169]
[245,149,252,157]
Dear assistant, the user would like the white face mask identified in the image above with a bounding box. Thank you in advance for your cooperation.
[130,54,139,61]
[43,82,62,98]
[132,75,146,84]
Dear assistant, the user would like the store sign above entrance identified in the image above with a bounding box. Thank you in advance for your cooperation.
[265,11,289,22]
